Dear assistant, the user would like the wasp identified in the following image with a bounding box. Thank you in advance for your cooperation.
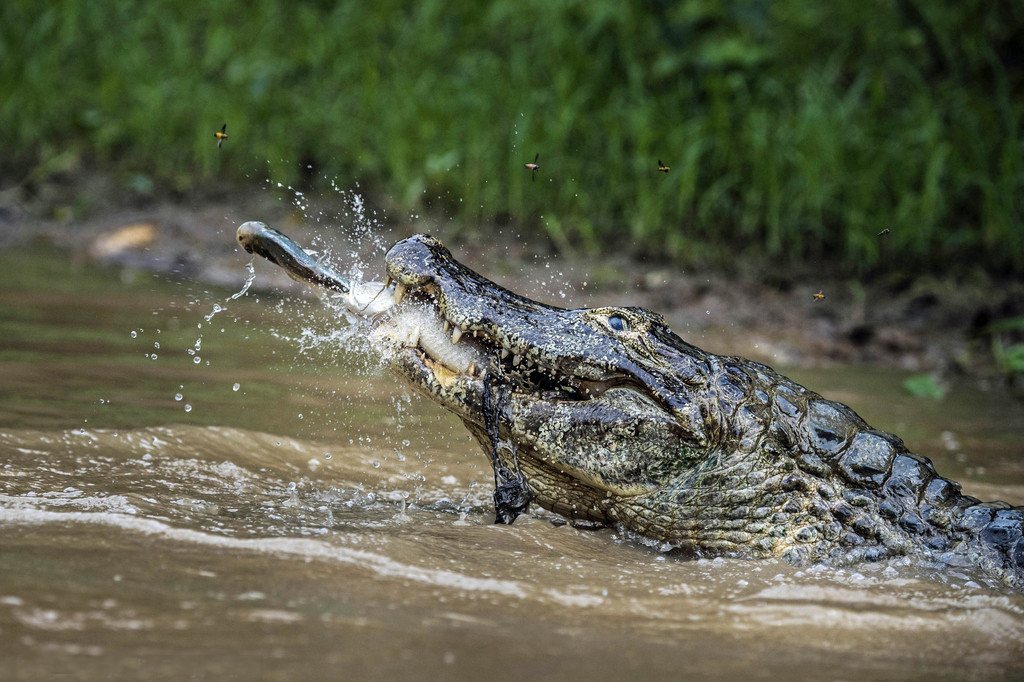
[214,123,228,148]
[524,153,540,182]
[877,228,891,237]
[658,159,670,174]
[813,290,826,301]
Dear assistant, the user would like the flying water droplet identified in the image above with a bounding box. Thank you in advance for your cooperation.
[232,383,240,392]
[229,261,256,301]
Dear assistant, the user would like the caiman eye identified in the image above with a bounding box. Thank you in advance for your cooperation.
[607,314,629,332]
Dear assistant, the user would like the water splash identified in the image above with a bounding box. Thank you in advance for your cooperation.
[229,260,257,301]
[185,259,258,380]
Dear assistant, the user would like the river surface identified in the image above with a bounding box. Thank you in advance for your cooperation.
[1,249,1023,680]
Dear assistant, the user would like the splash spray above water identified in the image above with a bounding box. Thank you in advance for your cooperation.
[174,182,399,414]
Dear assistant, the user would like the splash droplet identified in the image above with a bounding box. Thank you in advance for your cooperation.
[184,404,192,413]
[130,331,138,338]
[232,383,240,392]
[193,356,201,364]
[174,393,183,401]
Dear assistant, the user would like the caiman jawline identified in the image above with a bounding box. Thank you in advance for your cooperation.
[375,282,598,403]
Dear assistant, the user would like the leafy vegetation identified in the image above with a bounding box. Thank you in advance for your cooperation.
[985,316,1024,377]
[902,373,946,400]
[2,1,1022,272]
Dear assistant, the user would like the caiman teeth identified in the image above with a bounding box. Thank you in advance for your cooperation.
[394,282,407,305]
[452,327,463,344]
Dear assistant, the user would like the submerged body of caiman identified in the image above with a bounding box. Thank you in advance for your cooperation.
[237,222,1024,588]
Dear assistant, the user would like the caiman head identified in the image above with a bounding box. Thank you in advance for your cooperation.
[237,223,722,535]
[378,232,721,527]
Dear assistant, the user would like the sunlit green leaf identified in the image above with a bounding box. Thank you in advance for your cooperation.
[903,374,947,400]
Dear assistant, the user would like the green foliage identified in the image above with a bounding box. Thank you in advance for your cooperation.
[903,373,946,400]
[985,316,1024,334]
[997,344,1024,374]
[985,316,1024,376]
[2,0,1022,272]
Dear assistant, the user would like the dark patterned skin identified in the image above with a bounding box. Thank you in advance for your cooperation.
[239,225,1024,589]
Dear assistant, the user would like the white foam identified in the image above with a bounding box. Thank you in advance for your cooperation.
[0,507,526,599]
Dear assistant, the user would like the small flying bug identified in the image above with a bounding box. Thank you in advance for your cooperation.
[658,160,670,174]
[877,228,891,237]
[214,124,228,148]
[813,290,826,301]
[525,153,540,182]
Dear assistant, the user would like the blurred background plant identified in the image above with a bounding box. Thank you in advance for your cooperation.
[986,317,1024,386]
[1,0,1022,273]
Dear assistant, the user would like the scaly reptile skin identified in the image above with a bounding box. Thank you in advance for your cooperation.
[237,225,1024,588]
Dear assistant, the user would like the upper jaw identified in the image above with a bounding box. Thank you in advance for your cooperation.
[378,236,675,411]
[375,279,600,405]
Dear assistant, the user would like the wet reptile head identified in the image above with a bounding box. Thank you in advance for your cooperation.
[378,234,721,522]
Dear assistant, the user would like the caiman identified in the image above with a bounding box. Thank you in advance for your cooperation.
[236,221,1024,588]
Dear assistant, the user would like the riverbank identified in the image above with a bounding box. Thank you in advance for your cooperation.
[2,175,1021,388]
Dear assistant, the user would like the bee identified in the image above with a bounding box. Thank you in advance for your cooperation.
[877,228,891,237]
[658,159,670,174]
[524,153,540,182]
[214,123,228,148]
[813,290,826,301]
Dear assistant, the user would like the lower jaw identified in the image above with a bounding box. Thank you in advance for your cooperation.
[387,347,628,529]
[386,346,485,417]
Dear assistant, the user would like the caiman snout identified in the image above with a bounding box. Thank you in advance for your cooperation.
[384,233,451,288]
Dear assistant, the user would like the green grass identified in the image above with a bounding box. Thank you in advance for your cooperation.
[2,0,1022,273]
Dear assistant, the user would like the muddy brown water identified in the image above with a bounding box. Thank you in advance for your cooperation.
[1,249,1023,680]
